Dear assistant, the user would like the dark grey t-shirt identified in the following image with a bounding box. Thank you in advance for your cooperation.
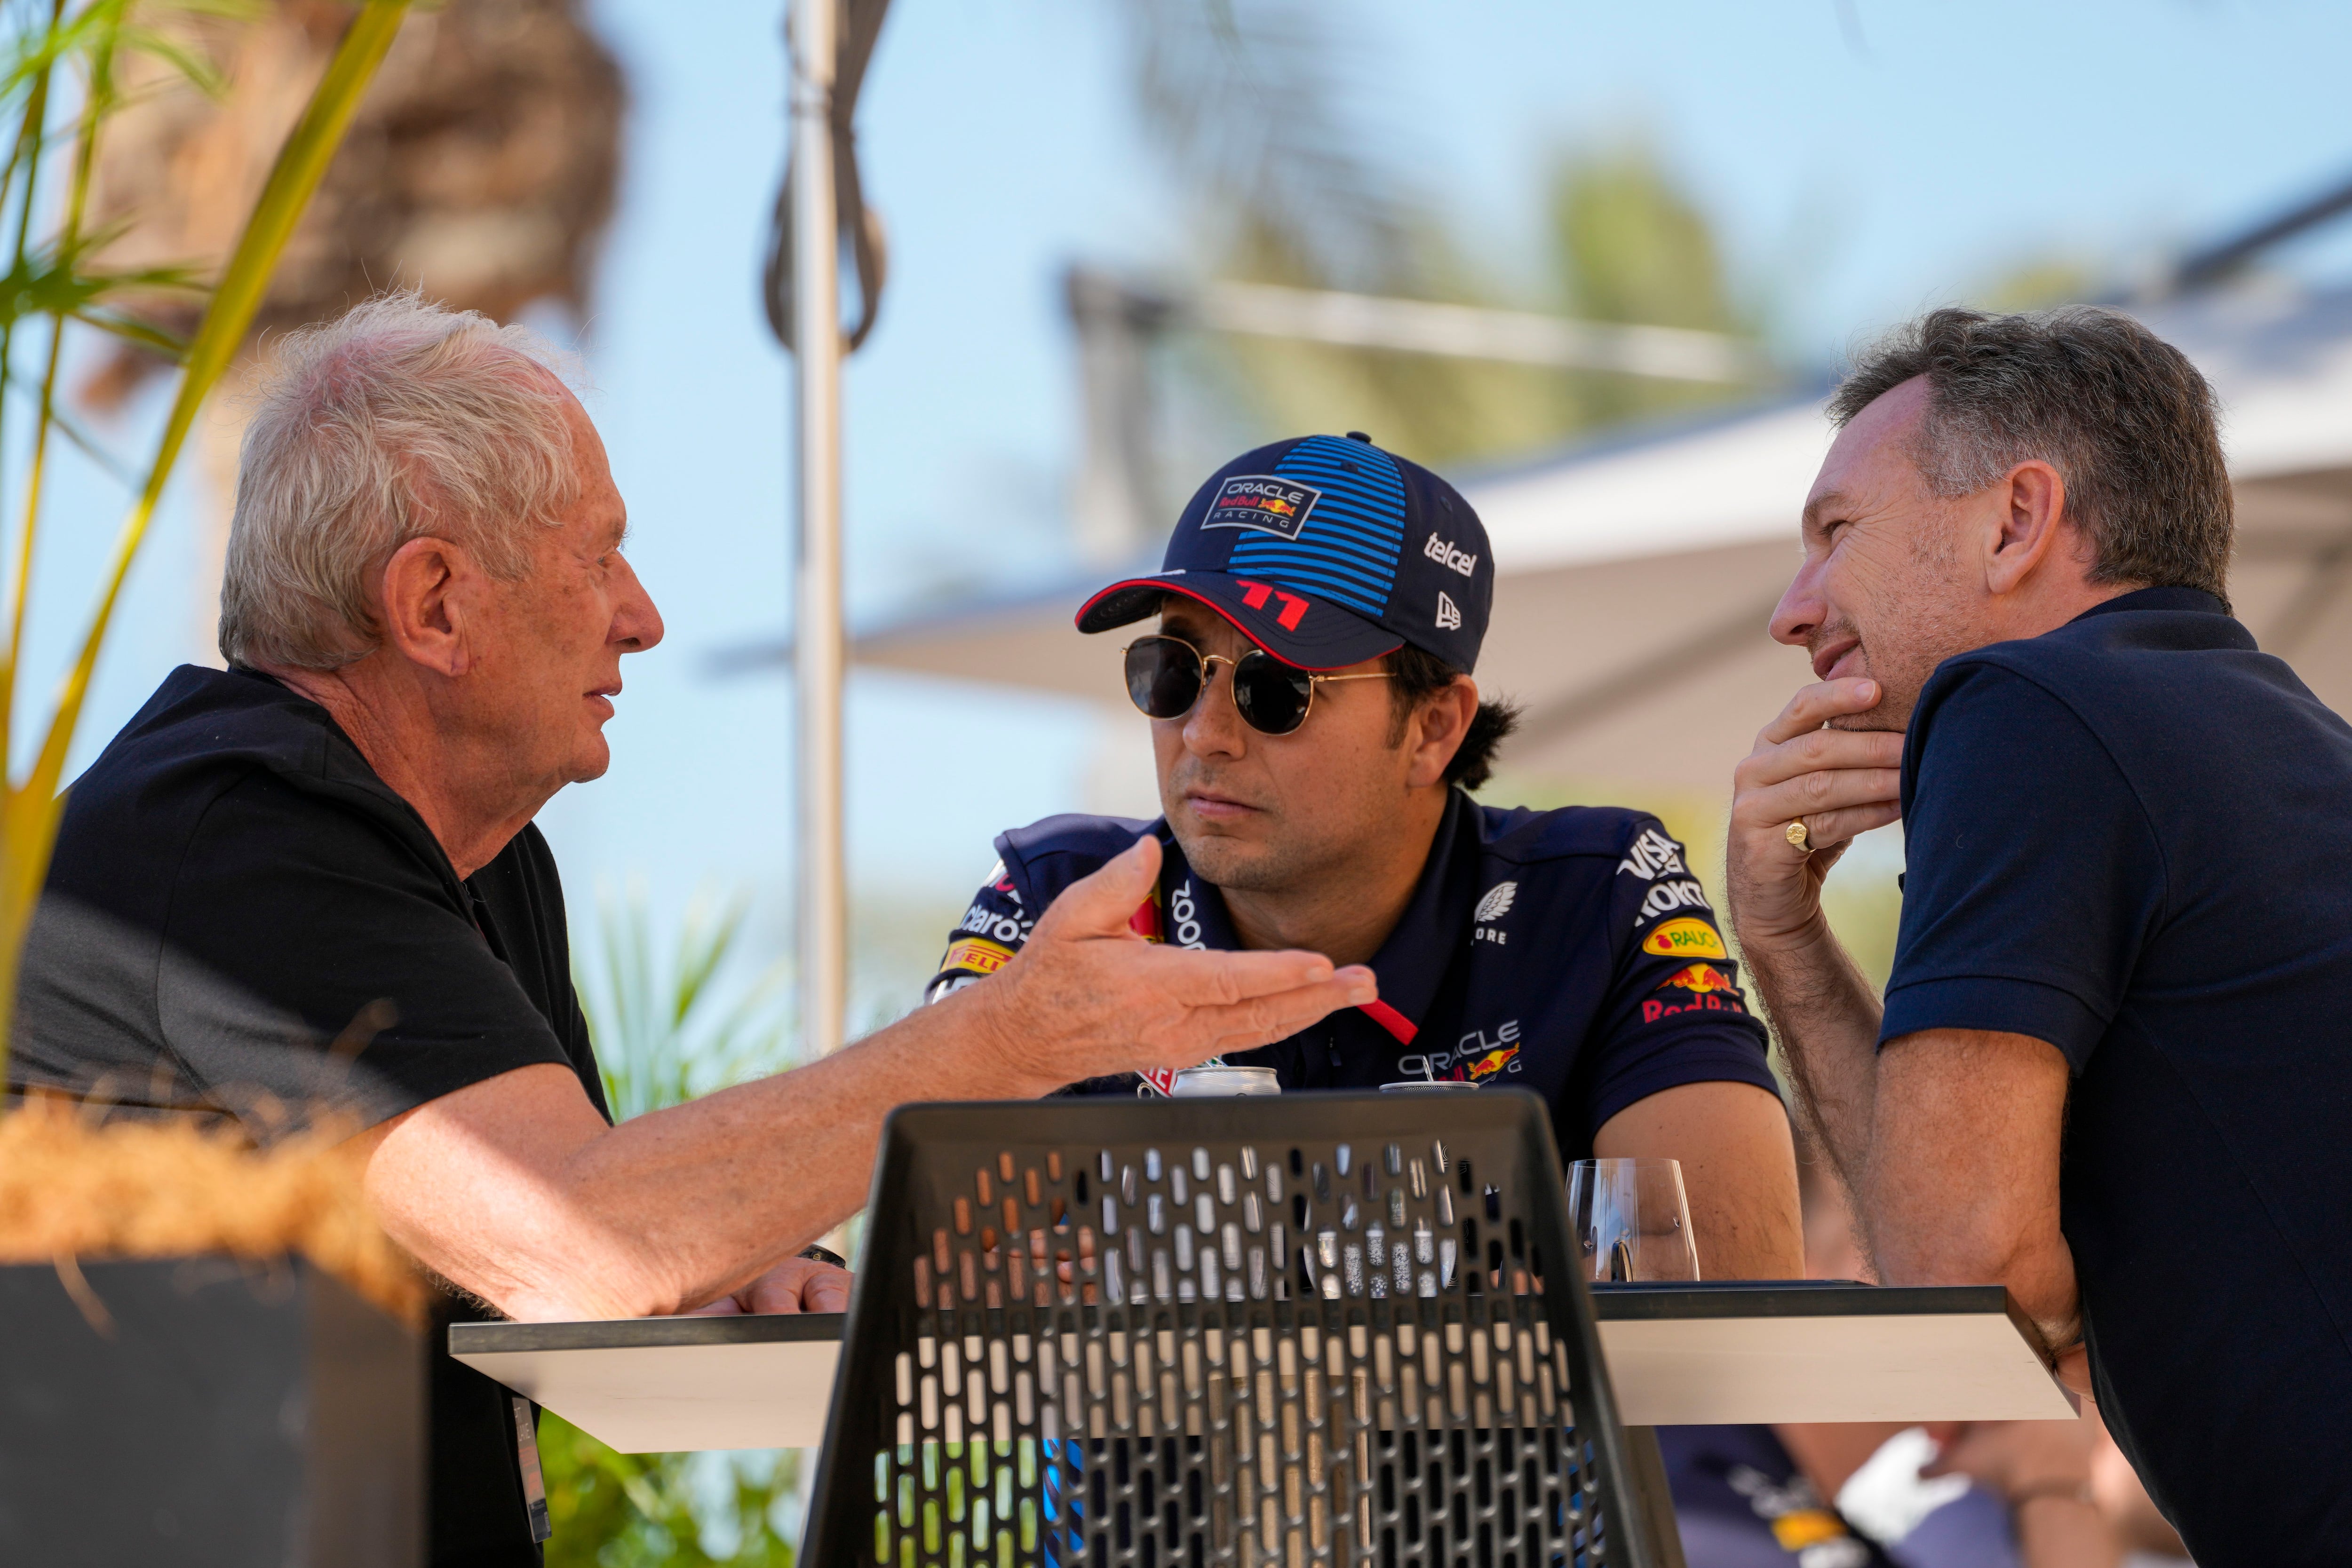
[11,663,608,1567]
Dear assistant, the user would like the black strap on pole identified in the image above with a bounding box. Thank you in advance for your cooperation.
[764,0,892,354]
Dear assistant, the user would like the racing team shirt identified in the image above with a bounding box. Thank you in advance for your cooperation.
[928,788,1778,1156]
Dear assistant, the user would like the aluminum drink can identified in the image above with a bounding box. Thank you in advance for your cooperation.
[1169,1065,1282,1097]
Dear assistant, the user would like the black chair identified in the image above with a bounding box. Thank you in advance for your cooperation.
[804,1089,1674,1567]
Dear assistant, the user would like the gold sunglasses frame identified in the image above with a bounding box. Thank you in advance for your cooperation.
[1120,634,1394,735]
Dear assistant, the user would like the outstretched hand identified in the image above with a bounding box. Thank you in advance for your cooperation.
[1725,678,1906,952]
[965,834,1376,1093]
[684,1252,853,1316]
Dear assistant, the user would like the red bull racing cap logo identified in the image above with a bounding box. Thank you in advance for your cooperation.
[1202,475,1320,540]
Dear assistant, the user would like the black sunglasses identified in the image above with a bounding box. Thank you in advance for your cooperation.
[1121,634,1394,736]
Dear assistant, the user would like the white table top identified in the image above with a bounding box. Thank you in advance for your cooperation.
[453,1282,2073,1454]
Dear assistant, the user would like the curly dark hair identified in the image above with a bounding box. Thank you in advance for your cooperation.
[1384,644,1520,791]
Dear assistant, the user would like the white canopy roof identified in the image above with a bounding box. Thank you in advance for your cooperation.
[855,283,2352,799]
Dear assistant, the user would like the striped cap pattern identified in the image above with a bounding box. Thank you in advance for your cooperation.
[1227,436,1407,618]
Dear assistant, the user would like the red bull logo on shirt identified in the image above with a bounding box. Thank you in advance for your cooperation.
[1643,962,1747,1023]
[1461,1040,1520,1082]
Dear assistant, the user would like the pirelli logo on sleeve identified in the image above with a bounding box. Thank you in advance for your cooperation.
[939,937,1015,977]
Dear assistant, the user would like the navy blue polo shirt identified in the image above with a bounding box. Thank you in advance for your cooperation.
[929,789,1778,1159]
[1881,586,2352,1566]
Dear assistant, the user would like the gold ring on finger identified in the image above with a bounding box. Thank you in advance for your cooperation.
[1784,820,1811,852]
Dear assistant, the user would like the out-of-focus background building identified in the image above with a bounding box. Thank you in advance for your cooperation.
[8,0,2345,1558]
[21,0,2352,1044]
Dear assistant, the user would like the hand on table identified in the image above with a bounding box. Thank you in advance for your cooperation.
[1725,679,1905,950]
[969,834,1376,1093]
[685,1253,852,1316]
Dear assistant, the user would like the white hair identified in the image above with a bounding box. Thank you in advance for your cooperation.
[218,289,581,671]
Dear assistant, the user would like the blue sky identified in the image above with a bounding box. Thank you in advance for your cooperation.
[25,0,2352,1019]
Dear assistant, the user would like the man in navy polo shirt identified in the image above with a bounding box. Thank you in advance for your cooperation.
[930,433,1804,1279]
[1725,306,2352,1566]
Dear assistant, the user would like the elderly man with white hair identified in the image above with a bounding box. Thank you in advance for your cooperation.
[8,292,1375,1567]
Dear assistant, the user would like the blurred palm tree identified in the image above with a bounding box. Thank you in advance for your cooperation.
[1113,2,1767,472]
[1545,140,1756,430]
[74,0,623,650]
[83,0,620,386]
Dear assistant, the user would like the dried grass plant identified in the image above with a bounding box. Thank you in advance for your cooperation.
[0,1092,422,1322]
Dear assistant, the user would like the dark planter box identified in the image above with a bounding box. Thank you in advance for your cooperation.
[0,1257,422,1567]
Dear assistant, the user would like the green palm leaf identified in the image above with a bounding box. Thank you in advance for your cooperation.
[0,0,416,1072]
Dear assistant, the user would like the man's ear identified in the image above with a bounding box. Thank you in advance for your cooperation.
[1983,459,2071,596]
[378,536,478,678]
[1404,676,1479,790]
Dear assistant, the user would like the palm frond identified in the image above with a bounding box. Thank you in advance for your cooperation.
[1117,0,1418,293]
[0,0,415,1075]
[580,889,795,1124]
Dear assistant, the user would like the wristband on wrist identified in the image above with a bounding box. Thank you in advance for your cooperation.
[2009,1478,2096,1512]
[799,1244,848,1269]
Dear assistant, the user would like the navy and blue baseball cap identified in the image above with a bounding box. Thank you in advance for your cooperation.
[1075,432,1495,672]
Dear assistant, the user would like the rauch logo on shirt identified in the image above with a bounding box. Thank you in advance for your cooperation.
[1641,916,1728,959]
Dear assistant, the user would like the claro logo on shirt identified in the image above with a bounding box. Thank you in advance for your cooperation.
[956,901,1032,947]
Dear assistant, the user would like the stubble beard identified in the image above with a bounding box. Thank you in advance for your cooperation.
[1175,828,1305,895]
[1162,765,1325,897]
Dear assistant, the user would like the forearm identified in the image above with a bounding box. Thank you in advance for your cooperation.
[1593,1080,1803,1279]
[1735,917,1884,1194]
[565,990,1063,1299]
[2015,1493,2120,1568]
[374,984,1057,1321]
[369,836,1377,1322]
[1867,1031,2081,1360]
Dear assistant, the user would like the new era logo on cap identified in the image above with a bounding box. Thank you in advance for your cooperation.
[1074,432,1494,673]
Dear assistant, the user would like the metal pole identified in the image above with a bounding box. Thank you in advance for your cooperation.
[789,0,846,1061]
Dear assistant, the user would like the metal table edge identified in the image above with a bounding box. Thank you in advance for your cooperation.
[449,1313,850,1354]
[449,1282,2020,1354]
[1587,1281,2013,1321]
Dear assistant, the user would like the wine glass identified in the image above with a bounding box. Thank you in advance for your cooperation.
[1567,1158,1700,1282]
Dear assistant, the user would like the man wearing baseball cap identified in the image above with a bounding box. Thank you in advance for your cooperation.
[930,433,1802,1276]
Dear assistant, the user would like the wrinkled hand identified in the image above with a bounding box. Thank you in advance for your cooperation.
[685,1253,853,1316]
[1921,1415,2095,1501]
[1726,679,1906,952]
[966,835,1375,1093]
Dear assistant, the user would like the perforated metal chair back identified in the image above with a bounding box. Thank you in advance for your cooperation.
[804,1090,1663,1568]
